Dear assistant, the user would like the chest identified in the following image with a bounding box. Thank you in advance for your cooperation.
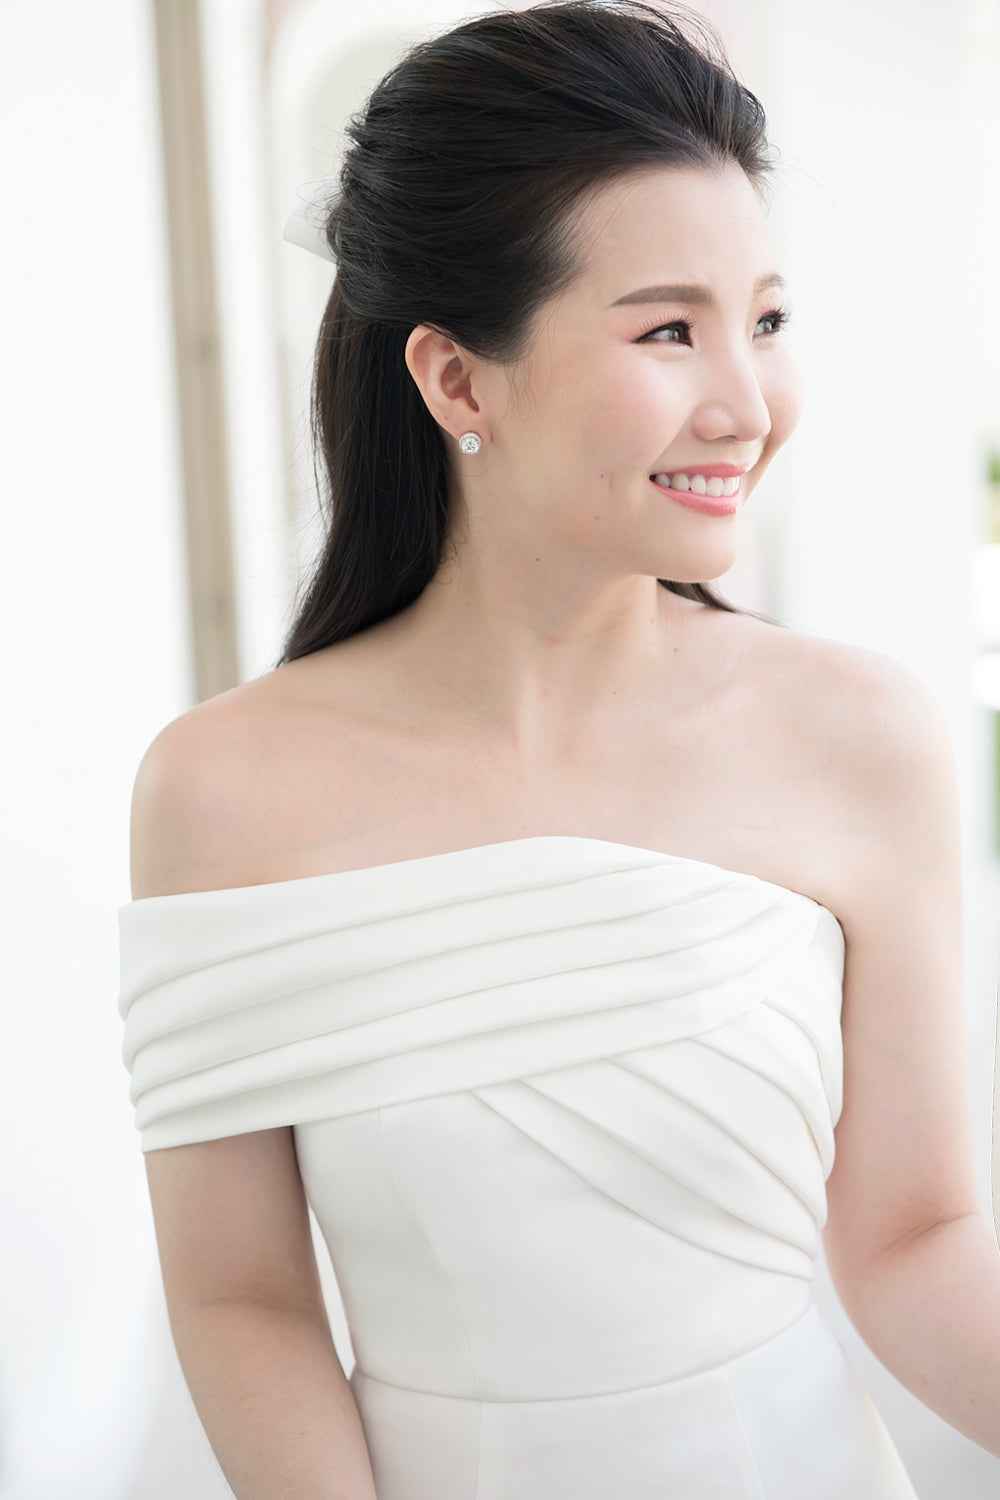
[246,639,848,915]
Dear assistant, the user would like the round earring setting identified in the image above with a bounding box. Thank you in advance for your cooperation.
[458,431,483,455]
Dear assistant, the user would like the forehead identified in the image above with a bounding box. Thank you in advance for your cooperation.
[565,162,772,301]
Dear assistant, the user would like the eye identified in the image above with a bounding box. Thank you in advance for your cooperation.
[635,306,792,345]
[756,306,791,336]
[636,319,694,346]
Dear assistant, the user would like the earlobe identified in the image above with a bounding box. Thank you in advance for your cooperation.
[404,323,485,446]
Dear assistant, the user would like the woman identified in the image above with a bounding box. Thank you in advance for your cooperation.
[118,3,1000,1496]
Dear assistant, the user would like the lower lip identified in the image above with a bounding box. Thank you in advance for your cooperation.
[651,478,741,515]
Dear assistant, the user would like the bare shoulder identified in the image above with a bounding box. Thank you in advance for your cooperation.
[128,668,349,900]
[720,613,959,912]
[732,612,948,772]
[734,607,923,704]
[752,622,960,923]
[776,627,955,810]
[129,685,258,899]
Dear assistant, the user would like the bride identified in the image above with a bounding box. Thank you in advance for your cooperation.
[119,3,1000,1496]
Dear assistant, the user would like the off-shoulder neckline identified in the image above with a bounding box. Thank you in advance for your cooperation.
[122,834,843,934]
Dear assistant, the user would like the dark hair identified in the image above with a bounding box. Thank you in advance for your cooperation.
[276,0,783,667]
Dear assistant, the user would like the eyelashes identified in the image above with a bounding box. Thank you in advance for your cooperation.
[636,306,792,345]
[755,306,791,337]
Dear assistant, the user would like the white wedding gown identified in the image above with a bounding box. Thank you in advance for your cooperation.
[118,835,919,1498]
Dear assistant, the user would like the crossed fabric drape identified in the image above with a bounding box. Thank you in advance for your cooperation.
[118,835,918,1499]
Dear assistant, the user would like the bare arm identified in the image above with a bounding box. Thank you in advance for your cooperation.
[146,1130,378,1500]
[833,1212,1000,1454]
[132,707,378,1499]
[817,649,1000,1454]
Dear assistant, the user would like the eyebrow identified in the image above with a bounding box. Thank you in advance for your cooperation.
[609,272,787,307]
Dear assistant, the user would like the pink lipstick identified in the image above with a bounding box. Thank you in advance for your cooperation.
[650,476,740,515]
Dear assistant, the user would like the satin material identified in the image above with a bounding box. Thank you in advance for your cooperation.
[118,835,919,1498]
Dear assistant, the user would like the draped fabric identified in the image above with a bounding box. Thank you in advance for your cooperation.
[117,835,918,1499]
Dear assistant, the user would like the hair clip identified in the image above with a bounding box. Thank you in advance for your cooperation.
[282,174,339,263]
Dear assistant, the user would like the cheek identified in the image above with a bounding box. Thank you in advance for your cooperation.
[585,360,685,474]
[763,355,805,449]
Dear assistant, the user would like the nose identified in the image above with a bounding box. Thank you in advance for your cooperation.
[691,348,771,447]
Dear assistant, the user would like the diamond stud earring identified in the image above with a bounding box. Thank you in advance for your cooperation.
[458,431,483,455]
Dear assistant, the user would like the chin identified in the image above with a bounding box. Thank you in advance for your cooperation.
[653,546,740,586]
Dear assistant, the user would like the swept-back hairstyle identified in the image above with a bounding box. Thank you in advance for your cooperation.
[276,0,781,666]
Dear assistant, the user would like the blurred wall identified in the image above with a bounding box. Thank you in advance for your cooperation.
[0,1,193,1496]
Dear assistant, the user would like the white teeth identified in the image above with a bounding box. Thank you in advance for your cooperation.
[655,473,742,496]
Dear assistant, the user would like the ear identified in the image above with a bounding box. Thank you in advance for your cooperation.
[404,324,487,445]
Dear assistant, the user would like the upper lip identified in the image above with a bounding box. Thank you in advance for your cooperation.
[651,462,751,478]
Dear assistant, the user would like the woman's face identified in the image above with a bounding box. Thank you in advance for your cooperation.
[470,162,803,588]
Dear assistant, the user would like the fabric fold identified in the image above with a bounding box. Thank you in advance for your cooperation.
[118,839,843,1180]
[115,836,924,1498]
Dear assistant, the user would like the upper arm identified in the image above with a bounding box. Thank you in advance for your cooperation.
[817,647,982,1301]
[130,703,328,1321]
[145,1128,328,1322]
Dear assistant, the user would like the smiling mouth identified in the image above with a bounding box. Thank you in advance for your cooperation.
[651,472,742,498]
[650,475,741,515]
